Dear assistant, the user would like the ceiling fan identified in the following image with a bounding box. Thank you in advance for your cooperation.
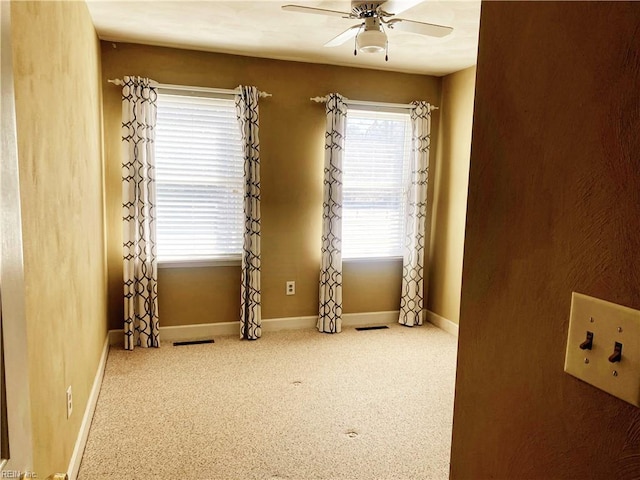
[282,1,453,60]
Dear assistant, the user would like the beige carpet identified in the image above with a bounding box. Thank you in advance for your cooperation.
[78,323,457,480]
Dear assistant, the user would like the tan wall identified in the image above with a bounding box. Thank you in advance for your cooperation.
[101,43,440,329]
[11,1,107,476]
[450,2,640,479]
[427,66,475,324]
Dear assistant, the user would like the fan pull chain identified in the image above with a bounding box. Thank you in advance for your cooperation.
[380,22,388,61]
[353,23,365,57]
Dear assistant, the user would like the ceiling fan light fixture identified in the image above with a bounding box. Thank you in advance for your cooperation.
[356,29,386,53]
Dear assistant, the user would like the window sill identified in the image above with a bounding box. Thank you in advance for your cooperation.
[343,256,403,263]
[158,257,241,269]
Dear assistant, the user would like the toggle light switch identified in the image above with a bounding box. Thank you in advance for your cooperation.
[580,331,594,350]
[608,342,622,363]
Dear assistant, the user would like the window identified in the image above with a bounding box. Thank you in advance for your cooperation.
[155,92,243,263]
[342,108,412,259]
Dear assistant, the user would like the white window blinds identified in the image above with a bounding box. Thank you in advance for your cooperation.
[155,93,243,262]
[342,108,412,259]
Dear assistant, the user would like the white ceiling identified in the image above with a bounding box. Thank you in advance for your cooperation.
[87,0,480,76]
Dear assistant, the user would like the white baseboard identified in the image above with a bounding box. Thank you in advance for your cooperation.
[109,321,239,346]
[344,310,399,327]
[108,328,122,346]
[67,335,109,480]
[108,310,400,346]
[262,315,317,331]
[426,309,459,337]
[161,321,239,340]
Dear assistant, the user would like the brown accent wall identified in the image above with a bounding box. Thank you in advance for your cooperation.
[11,1,107,476]
[101,43,440,329]
[428,66,475,324]
[451,2,640,479]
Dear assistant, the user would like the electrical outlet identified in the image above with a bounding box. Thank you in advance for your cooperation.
[286,281,295,296]
[66,386,73,418]
[564,292,640,407]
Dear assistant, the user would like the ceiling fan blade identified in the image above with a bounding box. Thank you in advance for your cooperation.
[324,24,362,47]
[378,0,424,16]
[386,18,453,37]
[281,5,351,18]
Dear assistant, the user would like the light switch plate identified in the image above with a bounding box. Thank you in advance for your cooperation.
[565,292,640,407]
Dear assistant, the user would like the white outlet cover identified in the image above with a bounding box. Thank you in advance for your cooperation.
[66,386,73,418]
[565,292,640,407]
[286,281,295,295]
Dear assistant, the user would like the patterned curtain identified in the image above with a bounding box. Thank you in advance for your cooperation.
[318,94,347,334]
[399,101,432,327]
[122,76,160,349]
[235,86,262,340]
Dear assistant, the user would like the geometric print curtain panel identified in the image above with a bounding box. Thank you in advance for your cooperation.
[121,75,160,349]
[318,93,347,334]
[398,101,432,327]
[235,85,262,340]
